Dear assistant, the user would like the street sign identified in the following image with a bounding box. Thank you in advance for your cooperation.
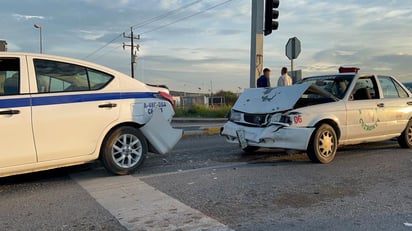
[285,37,301,60]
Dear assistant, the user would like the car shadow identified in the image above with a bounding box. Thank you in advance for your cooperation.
[229,140,402,166]
[224,148,311,165]
[0,162,98,185]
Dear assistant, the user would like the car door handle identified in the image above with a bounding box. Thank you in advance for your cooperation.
[0,109,20,115]
[407,101,412,106]
[377,103,384,107]
[98,103,117,108]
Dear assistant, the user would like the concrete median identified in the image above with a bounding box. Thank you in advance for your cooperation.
[172,118,226,137]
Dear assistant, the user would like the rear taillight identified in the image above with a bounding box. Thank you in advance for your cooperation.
[158,91,175,108]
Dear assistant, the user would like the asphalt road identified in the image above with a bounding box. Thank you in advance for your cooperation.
[1,135,412,230]
[0,166,127,231]
[141,136,412,230]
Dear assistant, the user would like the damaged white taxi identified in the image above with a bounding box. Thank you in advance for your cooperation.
[0,52,182,177]
[221,67,412,163]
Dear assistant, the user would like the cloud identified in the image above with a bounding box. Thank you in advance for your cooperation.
[160,0,184,9]
[75,30,109,41]
[2,0,412,92]
[307,45,412,80]
[82,0,130,8]
[13,13,44,21]
[384,9,410,19]
[371,54,412,78]
[313,47,364,64]
[300,63,340,74]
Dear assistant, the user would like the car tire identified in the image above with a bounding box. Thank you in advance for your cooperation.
[398,120,412,148]
[307,124,337,164]
[242,146,260,153]
[101,126,147,175]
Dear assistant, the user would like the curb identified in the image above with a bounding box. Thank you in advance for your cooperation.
[182,127,221,137]
[173,118,227,123]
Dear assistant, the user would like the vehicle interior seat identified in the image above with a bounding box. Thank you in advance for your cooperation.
[0,74,5,95]
[354,87,371,100]
[3,73,19,95]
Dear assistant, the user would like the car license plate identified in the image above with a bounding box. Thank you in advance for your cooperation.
[236,130,247,149]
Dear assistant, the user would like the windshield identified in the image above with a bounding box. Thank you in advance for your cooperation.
[299,74,355,99]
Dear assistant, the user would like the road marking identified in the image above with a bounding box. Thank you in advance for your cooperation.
[138,162,248,180]
[71,169,232,231]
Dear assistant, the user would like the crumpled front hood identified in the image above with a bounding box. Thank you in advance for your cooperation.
[233,83,311,114]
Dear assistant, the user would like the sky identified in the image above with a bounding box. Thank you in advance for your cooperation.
[1,0,412,93]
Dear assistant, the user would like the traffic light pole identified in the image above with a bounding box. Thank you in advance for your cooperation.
[249,0,264,88]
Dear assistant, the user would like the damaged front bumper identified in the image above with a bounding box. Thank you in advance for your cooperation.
[221,121,314,150]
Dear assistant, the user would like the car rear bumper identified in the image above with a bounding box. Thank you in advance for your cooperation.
[221,121,314,150]
[140,109,183,154]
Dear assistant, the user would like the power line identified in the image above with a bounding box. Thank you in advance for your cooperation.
[90,44,123,61]
[83,1,203,60]
[83,33,122,59]
[141,0,235,35]
[131,0,202,29]
[84,0,234,60]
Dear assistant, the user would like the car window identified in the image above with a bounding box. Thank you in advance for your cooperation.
[299,74,354,99]
[403,82,412,92]
[379,76,407,98]
[0,58,20,96]
[351,76,379,100]
[394,81,409,98]
[88,69,113,90]
[34,59,113,93]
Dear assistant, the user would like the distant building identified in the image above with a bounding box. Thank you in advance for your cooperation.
[0,40,7,52]
[170,90,227,108]
[171,91,209,107]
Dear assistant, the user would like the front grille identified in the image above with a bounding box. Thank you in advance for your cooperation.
[243,113,268,126]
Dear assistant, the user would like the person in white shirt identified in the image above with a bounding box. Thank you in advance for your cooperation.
[277,67,293,87]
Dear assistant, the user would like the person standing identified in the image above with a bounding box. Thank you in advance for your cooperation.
[277,67,293,87]
[257,68,271,88]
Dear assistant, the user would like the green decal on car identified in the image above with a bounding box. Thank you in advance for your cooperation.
[359,109,380,131]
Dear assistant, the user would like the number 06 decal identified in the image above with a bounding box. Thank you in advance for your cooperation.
[294,115,302,124]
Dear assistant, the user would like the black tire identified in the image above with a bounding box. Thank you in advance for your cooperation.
[101,126,147,175]
[307,124,337,164]
[398,120,412,148]
[242,146,260,153]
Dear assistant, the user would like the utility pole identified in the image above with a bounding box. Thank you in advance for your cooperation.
[249,0,264,88]
[210,80,214,107]
[123,27,140,78]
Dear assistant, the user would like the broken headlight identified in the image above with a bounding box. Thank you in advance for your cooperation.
[269,113,282,123]
[269,113,292,125]
[229,110,242,122]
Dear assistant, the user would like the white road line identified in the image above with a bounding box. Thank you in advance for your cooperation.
[138,162,248,180]
[71,169,232,231]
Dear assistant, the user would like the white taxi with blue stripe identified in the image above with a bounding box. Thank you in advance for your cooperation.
[0,52,182,177]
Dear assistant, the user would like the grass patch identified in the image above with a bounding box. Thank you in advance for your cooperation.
[175,105,231,118]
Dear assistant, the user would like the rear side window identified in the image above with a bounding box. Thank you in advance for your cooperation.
[88,69,113,90]
[34,59,113,93]
[394,80,409,98]
[379,76,408,98]
[0,58,20,96]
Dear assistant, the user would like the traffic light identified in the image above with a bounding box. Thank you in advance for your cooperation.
[264,0,279,36]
